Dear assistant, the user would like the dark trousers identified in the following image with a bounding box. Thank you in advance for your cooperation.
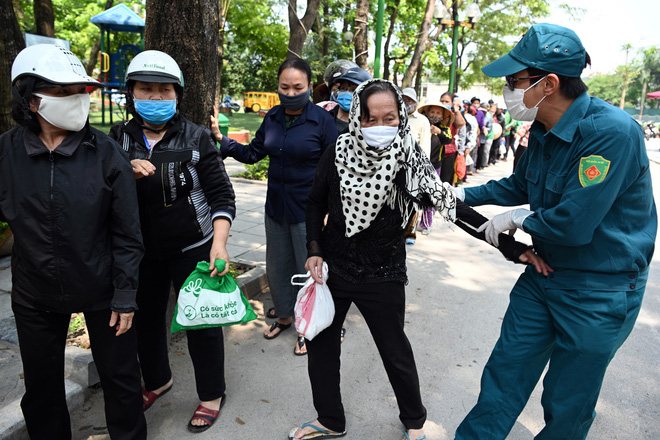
[489,136,501,164]
[455,269,644,440]
[440,151,458,184]
[306,274,426,432]
[503,133,516,158]
[136,241,225,401]
[13,302,146,440]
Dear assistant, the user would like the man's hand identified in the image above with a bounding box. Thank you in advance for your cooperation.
[519,250,554,276]
[109,311,134,336]
[477,208,533,246]
[131,159,155,179]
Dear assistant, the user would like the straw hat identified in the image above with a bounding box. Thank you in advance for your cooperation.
[417,100,455,126]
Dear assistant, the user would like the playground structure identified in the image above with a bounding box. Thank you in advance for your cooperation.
[90,4,145,125]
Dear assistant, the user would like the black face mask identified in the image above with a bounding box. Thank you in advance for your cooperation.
[278,89,310,111]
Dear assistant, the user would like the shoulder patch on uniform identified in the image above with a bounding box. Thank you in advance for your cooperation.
[579,155,610,188]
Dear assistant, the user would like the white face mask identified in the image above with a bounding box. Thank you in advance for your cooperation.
[502,76,547,122]
[361,126,398,149]
[33,93,91,132]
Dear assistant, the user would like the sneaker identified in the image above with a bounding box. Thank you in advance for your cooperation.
[406,238,416,246]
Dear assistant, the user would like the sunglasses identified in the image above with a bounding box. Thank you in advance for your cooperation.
[506,75,544,91]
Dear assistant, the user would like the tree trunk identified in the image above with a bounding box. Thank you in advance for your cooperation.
[86,0,114,76]
[414,55,424,97]
[382,3,398,81]
[33,0,55,37]
[639,81,647,121]
[401,0,434,88]
[353,0,369,69]
[287,0,322,59]
[145,0,219,126]
[0,1,25,133]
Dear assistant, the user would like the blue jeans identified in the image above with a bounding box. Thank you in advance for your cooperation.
[455,268,644,440]
[264,214,308,318]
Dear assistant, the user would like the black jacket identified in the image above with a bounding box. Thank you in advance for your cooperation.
[110,115,236,257]
[0,125,144,313]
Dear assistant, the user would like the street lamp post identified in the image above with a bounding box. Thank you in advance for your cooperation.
[434,1,481,93]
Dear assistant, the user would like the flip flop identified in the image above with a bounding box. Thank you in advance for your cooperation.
[187,394,226,433]
[264,321,292,339]
[266,307,277,319]
[403,431,426,440]
[142,382,173,411]
[288,421,346,439]
[294,335,307,356]
[340,328,346,344]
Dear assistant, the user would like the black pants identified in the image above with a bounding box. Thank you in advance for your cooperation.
[440,151,458,184]
[12,302,146,440]
[136,241,225,401]
[489,136,501,164]
[503,133,516,158]
[306,274,426,432]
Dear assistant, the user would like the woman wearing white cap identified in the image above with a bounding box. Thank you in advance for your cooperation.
[0,44,146,439]
[110,50,236,433]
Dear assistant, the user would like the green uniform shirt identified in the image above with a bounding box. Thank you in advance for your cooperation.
[466,93,657,291]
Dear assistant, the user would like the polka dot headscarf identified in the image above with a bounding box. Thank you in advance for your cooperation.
[335,79,456,237]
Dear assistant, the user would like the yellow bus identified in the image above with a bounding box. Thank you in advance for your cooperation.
[243,91,280,112]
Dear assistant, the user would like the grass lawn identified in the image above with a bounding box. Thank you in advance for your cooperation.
[88,105,264,137]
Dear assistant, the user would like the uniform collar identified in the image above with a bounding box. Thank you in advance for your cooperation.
[537,92,590,144]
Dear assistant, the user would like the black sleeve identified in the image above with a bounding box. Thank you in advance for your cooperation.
[197,127,236,222]
[454,200,532,264]
[305,147,334,259]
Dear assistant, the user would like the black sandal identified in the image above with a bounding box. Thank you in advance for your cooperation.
[340,328,346,344]
[294,335,307,356]
[264,321,291,340]
[266,307,277,319]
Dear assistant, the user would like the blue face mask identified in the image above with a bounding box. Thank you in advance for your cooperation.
[336,91,352,112]
[134,99,177,125]
[278,89,310,111]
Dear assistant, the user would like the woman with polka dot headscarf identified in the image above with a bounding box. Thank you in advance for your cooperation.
[289,79,551,440]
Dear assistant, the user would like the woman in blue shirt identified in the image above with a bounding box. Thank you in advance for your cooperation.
[216,58,338,355]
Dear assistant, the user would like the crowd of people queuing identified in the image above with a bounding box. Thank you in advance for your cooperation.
[0,22,655,440]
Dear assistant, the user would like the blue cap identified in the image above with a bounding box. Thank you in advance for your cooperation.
[482,23,586,78]
[336,67,372,86]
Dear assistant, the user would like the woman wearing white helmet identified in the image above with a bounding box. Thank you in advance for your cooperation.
[1,44,147,439]
[109,50,236,434]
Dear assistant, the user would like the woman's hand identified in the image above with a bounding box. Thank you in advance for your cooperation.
[518,250,554,276]
[210,105,223,141]
[209,243,230,278]
[131,159,155,179]
[209,218,231,277]
[430,125,442,135]
[109,311,134,336]
[305,256,324,285]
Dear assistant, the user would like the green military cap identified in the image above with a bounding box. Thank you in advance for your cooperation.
[482,23,586,78]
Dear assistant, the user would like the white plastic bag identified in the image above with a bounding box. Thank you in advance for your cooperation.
[292,262,334,341]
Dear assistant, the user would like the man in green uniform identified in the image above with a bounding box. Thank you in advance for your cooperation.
[453,23,657,439]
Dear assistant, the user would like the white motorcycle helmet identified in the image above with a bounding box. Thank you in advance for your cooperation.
[126,50,184,86]
[11,44,99,86]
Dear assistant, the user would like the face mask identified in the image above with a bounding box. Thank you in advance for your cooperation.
[330,89,339,102]
[33,93,90,132]
[336,91,352,112]
[427,115,440,125]
[134,99,177,125]
[278,88,310,111]
[503,76,547,121]
[361,126,398,149]
[405,102,416,115]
